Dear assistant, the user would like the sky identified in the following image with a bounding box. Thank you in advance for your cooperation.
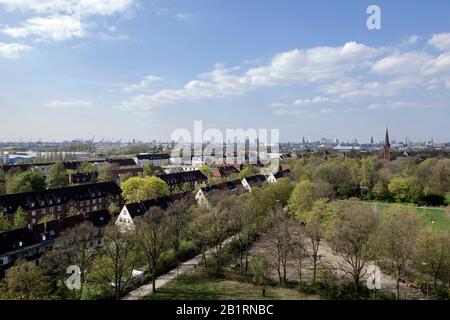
[1,0,450,143]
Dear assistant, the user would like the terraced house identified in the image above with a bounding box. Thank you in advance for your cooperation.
[0,182,122,225]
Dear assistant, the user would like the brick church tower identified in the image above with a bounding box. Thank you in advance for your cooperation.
[383,128,391,161]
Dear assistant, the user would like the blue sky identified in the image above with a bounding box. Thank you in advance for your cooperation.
[1,0,450,143]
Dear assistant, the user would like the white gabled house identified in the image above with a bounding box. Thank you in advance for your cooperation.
[194,189,210,208]
[267,173,277,183]
[115,205,136,232]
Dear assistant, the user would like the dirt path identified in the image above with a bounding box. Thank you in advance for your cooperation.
[249,229,428,300]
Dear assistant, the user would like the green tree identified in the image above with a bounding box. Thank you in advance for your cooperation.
[198,165,212,180]
[375,209,422,300]
[77,161,95,173]
[238,165,254,180]
[428,159,450,196]
[46,162,69,188]
[6,171,46,194]
[13,207,28,229]
[121,176,170,203]
[388,176,423,203]
[143,162,157,177]
[1,260,51,300]
[327,201,379,295]
[288,180,315,219]
[360,156,383,195]
[0,167,6,194]
[415,228,450,289]
[0,212,12,233]
[97,164,115,182]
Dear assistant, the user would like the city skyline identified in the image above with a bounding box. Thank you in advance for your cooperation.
[1,0,450,142]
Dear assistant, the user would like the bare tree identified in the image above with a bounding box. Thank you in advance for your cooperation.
[291,221,308,284]
[135,206,170,294]
[327,201,379,295]
[166,199,191,259]
[267,207,293,286]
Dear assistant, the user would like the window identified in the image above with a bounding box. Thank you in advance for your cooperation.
[49,207,54,213]
[93,199,96,204]
[31,210,36,217]
[41,208,46,214]
[0,258,4,266]
[57,206,61,211]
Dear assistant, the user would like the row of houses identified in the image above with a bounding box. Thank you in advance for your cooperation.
[0,209,111,276]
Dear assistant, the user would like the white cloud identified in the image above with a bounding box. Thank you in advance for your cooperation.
[175,13,194,20]
[372,52,432,75]
[428,33,450,51]
[0,42,31,58]
[46,99,92,109]
[117,42,381,112]
[2,15,85,42]
[268,102,287,108]
[320,108,333,114]
[121,75,162,92]
[422,52,450,75]
[294,96,336,107]
[367,101,417,110]
[0,0,135,43]
[0,0,135,16]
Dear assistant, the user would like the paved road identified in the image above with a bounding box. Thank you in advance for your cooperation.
[122,236,237,300]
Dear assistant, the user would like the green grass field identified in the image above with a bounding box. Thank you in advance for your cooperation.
[366,202,450,231]
[144,273,319,300]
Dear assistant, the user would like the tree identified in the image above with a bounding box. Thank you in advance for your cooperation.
[188,206,212,271]
[267,207,293,286]
[428,159,450,196]
[375,208,421,300]
[121,176,170,203]
[108,202,121,216]
[46,162,69,188]
[56,223,99,298]
[135,207,170,294]
[415,228,450,289]
[77,161,95,173]
[288,180,315,219]
[97,164,115,182]
[143,162,157,177]
[388,176,423,204]
[92,224,136,300]
[166,199,191,259]
[313,162,357,197]
[360,156,383,195]
[0,212,12,233]
[304,200,329,285]
[327,201,379,295]
[13,207,27,229]
[38,213,56,227]
[238,165,254,180]
[0,167,5,194]
[6,171,46,194]
[1,260,51,300]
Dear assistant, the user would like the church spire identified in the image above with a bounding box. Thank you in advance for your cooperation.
[383,127,391,161]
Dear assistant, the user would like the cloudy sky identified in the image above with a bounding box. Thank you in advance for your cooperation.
[1,0,450,143]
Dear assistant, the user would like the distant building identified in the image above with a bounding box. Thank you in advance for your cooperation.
[134,153,170,167]
[158,170,208,192]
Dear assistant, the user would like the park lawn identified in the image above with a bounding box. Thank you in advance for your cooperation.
[144,273,319,300]
[371,202,450,231]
